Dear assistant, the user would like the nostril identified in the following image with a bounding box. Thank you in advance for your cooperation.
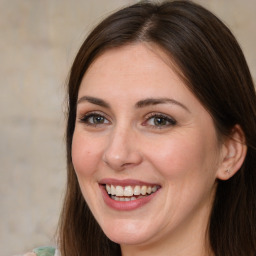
[121,162,132,167]
[102,143,143,171]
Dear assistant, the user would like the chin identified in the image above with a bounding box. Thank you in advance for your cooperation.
[100,219,156,245]
[107,231,151,246]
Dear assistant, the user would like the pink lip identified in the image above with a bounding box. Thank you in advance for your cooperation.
[99,180,160,211]
[99,178,159,187]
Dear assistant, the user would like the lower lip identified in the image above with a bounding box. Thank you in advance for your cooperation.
[100,185,159,211]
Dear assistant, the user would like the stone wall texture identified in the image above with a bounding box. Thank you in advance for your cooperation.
[1,0,255,255]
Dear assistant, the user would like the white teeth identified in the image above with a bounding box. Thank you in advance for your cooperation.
[116,186,124,196]
[106,184,159,199]
[124,186,133,196]
[134,185,140,195]
[152,186,157,192]
[141,185,147,195]
[111,196,142,201]
[106,184,111,194]
[111,185,116,195]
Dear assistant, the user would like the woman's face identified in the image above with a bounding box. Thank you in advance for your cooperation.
[72,44,224,248]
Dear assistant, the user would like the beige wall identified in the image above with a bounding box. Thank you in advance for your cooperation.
[1,1,255,255]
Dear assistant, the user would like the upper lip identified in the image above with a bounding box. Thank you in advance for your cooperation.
[99,178,160,187]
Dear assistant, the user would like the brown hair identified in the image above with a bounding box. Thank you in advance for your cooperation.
[58,1,256,255]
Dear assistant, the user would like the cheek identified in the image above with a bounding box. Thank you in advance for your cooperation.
[71,131,103,177]
[145,130,219,181]
[147,132,219,218]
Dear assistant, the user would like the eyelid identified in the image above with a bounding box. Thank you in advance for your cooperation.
[78,111,111,125]
[143,112,177,128]
[78,110,109,118]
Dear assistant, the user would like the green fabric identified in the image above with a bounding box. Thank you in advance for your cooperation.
[33,247,55,256]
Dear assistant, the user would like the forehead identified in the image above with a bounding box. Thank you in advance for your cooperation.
[79,43,187,97]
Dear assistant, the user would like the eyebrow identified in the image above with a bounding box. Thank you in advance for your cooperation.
[77,96,110,108]
[135,98,190,112]
[77,96,189,112]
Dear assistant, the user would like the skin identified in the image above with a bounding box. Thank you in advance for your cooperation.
[71,43,244,256]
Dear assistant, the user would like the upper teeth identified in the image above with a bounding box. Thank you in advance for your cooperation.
[105,184,158,196]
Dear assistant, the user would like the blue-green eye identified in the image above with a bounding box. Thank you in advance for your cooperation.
[145,114,177,128]
[80,113,109,126]
[90,115,105,124]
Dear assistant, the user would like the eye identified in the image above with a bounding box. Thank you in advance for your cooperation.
[143,113,177,128]
[79,112,110,126]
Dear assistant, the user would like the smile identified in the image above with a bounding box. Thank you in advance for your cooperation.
[105,184,159,201]
[99,179,161,210]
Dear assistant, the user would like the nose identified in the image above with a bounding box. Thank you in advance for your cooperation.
[102,126,143,171]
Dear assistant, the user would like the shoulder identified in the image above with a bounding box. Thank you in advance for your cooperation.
[21,247,59,256]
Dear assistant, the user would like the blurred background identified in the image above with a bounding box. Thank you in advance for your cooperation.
[0,0,255,255]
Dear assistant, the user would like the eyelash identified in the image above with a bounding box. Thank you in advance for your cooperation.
[78,112,177,129]
[79,112,110,127]
[143,113,177,129]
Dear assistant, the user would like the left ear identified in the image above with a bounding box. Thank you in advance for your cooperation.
[216,124,247,180]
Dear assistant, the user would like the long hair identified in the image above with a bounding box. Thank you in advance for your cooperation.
[58,1,256,255]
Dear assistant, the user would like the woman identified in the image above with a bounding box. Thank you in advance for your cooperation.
[25,0,256,255]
